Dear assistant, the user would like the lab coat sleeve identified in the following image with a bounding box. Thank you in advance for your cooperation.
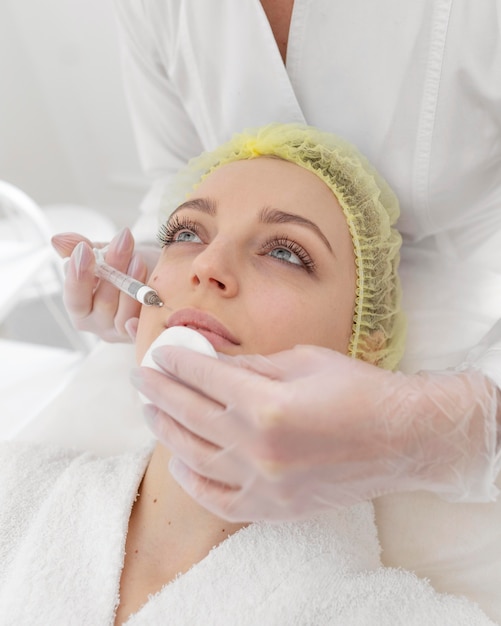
[460,319,501,492]
[399,234,501,499]
[112,0,204,216]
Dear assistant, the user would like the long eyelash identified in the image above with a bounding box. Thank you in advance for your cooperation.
[157,215,200,247]
[265,236,316,273]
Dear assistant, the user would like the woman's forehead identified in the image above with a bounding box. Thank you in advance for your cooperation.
[190,158,341,215]
[196,156,309,186]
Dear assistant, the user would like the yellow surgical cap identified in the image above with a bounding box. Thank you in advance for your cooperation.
[161,123,406,370]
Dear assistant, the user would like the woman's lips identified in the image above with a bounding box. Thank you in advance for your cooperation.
[166,308,240,350]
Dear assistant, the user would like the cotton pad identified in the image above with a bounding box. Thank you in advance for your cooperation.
[139,326,218,403]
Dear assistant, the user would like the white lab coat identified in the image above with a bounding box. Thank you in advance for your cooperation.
[106,1,501,621]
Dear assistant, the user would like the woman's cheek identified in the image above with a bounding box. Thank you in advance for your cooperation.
[251,290,309,352]
[150,271,161,287]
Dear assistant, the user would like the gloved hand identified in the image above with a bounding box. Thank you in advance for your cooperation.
[131,344,501,522]
[52,228,154,342]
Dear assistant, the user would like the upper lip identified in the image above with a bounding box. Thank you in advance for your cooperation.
[166,308,240,345]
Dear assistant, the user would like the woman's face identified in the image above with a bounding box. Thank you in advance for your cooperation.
[136,157,356,362]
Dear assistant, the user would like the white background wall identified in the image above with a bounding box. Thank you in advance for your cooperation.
[0,0,148,230]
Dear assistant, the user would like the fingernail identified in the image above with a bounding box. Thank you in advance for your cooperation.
[124,318,138,342]
[51,232,79,256]
[127,252,142,276]
[113,227,132,254]
[152,347,171,370]
[129,367,146,389]
[72,241,93,280]
[169,457,188,482]
[143,403,160,431]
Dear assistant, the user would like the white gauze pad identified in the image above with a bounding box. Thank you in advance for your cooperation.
[139,326,218,404]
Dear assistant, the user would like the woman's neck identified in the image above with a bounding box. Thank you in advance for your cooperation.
[133,443,245,567]
[115,443,246,623]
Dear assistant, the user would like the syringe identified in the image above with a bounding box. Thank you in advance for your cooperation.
[93,247,163,307]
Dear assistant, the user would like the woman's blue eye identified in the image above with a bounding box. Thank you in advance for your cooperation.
[157,216,202,247]
[269,247,302,265]
[264,236,316,272]
[175,230,202,243]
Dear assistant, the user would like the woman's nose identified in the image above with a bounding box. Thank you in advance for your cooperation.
[190,241,239,297]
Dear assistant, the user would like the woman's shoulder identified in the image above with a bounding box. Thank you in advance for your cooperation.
[0,441,152,566]
[0,441,83,497]
[0,440,152,505]
[0,441,97,533]
[0,442,86,581]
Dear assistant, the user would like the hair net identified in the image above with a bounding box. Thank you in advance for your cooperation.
[161,123,406,370]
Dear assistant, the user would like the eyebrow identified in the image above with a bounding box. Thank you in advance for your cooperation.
[170,197,217,217]
[170,197,333,254]
[259,206,333,253]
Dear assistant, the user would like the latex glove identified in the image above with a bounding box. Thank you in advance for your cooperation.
[52,228,153,342]
[131,345,501,522]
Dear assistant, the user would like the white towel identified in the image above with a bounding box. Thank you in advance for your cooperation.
[130,514,498,626]
[0,442,497,626]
